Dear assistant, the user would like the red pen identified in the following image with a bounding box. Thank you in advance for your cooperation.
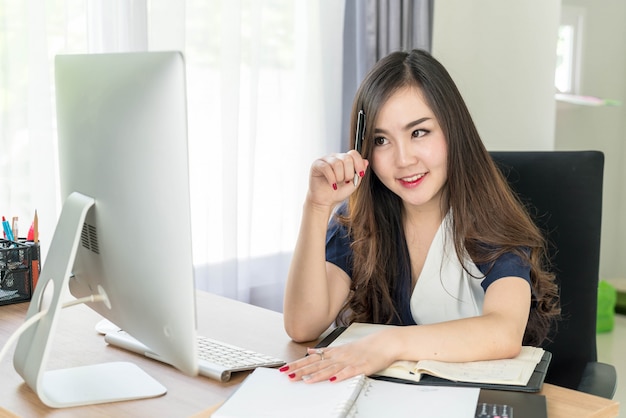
[27,223,34,241]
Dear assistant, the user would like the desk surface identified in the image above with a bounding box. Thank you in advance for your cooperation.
[0,292,620,417]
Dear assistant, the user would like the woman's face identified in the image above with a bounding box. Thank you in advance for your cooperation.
[370,86,448,213]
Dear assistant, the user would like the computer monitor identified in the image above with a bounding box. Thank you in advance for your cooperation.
[13,51,198,407]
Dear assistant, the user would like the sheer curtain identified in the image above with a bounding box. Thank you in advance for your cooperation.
[0,0,65,251]
[0,0,344,311]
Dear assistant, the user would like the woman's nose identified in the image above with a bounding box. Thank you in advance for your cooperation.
[395,140,417,167]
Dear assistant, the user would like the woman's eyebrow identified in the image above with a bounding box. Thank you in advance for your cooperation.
[374,117,432,134]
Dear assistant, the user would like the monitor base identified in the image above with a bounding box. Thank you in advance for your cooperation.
[42,362,166,408]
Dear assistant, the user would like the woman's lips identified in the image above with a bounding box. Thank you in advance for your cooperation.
[398,172,427,187]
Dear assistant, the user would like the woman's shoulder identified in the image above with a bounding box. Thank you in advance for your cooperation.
[475,248,531,289]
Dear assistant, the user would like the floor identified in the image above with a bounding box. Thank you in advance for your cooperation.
[597,313,625,415]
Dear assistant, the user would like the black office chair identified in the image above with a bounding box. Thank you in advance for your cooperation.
[490,150,617,399]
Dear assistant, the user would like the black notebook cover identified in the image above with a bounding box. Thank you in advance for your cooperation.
[315,326,552,393]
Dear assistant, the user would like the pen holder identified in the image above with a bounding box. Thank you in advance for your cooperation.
[0,238,37,306]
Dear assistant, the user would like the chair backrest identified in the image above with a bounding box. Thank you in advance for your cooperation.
[490,151,604,390]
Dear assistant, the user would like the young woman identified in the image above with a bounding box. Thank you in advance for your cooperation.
[282,49,560,384]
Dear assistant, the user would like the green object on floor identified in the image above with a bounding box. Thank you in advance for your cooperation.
[597,280,617,333]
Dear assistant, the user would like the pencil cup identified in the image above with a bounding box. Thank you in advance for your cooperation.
[0,239,35,306]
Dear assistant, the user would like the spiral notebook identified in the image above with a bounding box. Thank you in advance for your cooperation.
[212,367,480,418]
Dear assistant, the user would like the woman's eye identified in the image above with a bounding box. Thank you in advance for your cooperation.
[374,136,388,146]
[412,129,429,138]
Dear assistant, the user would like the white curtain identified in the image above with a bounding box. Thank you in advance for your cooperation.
[0,0,345,312]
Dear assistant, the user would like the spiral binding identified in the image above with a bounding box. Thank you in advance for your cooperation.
[334,374,368,417]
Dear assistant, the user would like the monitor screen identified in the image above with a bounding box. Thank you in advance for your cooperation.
[14,51,198,407]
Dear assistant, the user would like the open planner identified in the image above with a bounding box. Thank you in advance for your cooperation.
[319,323,552,392]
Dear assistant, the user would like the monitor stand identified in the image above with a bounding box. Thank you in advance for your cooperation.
[13,192,166,408]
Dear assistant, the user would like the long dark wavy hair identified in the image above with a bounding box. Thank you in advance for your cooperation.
[336,49,560,346]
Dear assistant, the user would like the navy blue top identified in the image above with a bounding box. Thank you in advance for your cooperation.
[325,212,531,325]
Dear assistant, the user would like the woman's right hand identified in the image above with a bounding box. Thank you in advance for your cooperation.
[307,150,369,208]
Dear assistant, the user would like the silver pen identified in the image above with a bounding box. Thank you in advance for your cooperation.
[353,110,366,186]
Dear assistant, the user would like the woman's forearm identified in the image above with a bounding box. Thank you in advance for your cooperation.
[283,201,343,342]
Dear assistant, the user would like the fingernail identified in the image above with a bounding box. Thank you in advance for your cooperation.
[288,373,296,379]
[345,180,351,184]
[329,376,337,382]
[279,365,289,372]
[359,171,365,177]
[332,183,337,190]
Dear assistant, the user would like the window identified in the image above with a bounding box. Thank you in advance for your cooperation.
[555,6,584,94]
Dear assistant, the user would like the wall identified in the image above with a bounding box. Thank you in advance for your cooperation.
[555,0,626,280]
[431,0,561,150]
[432,0,626,280]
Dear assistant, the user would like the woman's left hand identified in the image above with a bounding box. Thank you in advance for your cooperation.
[279,331,395,383]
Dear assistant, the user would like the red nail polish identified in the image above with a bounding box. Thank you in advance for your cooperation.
[279,365,289,372]
[345,180,351,184]
[329,376,337,382]
[288,373,296,379]
[332,183,337,190]
[359,171,365,177]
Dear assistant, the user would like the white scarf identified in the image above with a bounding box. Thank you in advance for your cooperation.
[409,213,485,325]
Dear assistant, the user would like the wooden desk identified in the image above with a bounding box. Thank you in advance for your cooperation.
[540,384,620,418]
[0,292,620,417]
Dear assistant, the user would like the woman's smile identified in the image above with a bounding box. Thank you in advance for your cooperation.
[398,172,428,188]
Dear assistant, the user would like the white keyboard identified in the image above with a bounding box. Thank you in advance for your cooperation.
[104,330,285,382]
